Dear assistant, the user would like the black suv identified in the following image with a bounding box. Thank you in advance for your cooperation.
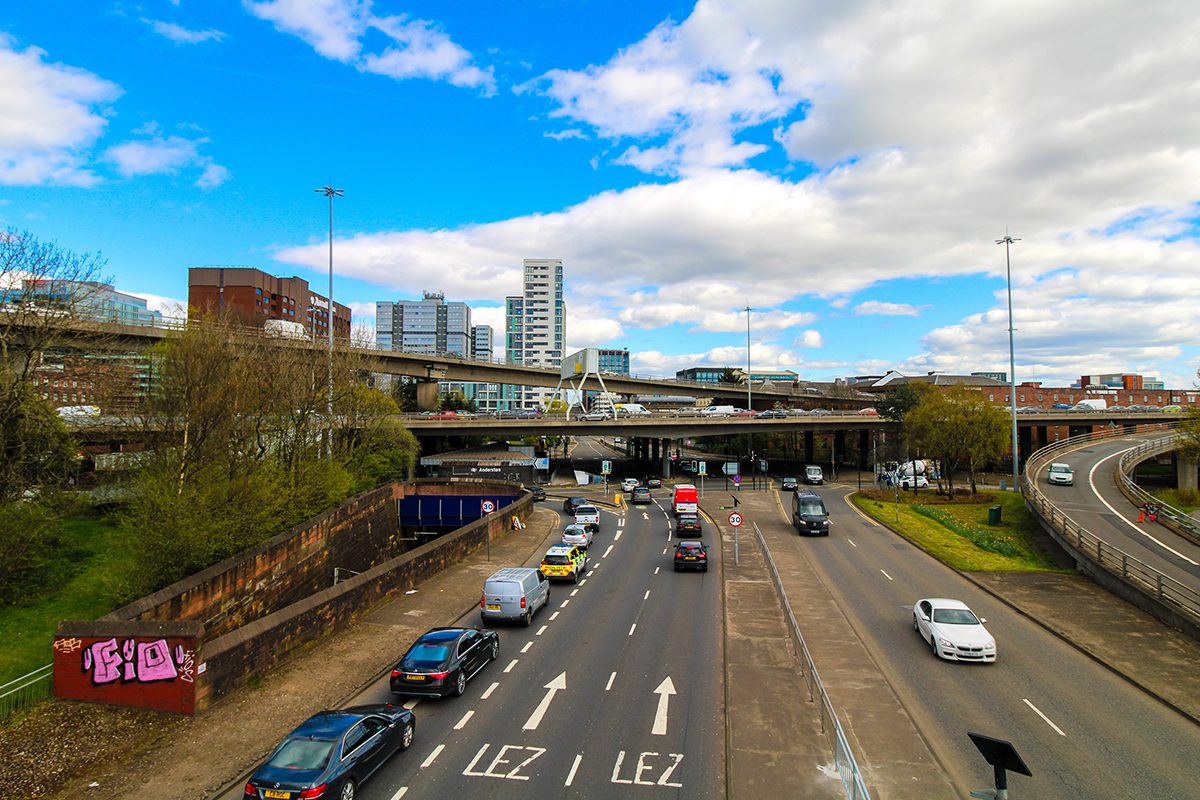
[792,491,830,536]
[676,514,702,536]
[563,496,588,514]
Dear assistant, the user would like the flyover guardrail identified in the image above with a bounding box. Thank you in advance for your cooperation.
[1022,424,1200,634]
[1114,433,1200,546]
[0,664,53,722]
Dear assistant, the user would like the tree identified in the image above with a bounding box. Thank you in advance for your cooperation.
[717,367,742,384]
[879,383,924,422]
[904,386,1008,495]
[1178,406,1200,464]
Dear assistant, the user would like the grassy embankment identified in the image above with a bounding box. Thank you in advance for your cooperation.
[852,488,1067,572]
[0,515,125,686]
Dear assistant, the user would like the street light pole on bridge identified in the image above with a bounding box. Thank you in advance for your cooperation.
[316,184,344,459]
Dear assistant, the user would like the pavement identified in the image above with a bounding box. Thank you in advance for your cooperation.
[37,474,1200,799]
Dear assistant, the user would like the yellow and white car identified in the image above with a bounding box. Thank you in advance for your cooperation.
[540,544,587,583]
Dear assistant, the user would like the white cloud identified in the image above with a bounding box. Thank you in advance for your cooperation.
[134,293,187,321]
[143,19,227,44]
[795,330,823,348]
[854,301,922,317]
[106,134,230,189]
[0,34,121,186]
[245,0,495,93]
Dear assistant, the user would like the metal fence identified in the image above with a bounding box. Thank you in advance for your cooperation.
[1022,425,1200,625]
[753,522,872,800]
[0,664,53,722]
[1115,434,1200,540]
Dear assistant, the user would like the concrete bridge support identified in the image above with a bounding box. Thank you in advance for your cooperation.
[661,438,672,478]
[415,380,440,411]
[834,430,846,467]
[1178,455,1199,491]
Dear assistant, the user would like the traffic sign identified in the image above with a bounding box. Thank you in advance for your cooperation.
[728,512,743,527]
[697,461,707,476]
[732,474,741,485]
[481,500,496,514]
[601,460,612,475]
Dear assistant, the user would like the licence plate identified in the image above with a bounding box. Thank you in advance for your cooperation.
[263,791,291,799]
[684,556,696,561]
[486,604,501,611]
[406,674,426,681]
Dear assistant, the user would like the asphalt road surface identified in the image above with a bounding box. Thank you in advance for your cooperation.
[230,488,724,800]
[760,483,1200,799]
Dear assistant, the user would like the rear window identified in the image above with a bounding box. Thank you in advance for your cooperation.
[677,543,703,552]
[543,555,570,565]
[678,515,699,525]
[402,643,450,666]
[267,738,335,771]
[576,506,598,514]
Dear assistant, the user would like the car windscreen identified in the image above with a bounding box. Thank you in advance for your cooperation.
[267,738,335,770]
[402,643,451,666]
[932,608,979,625]
[543,555,571,565]
[797,501,826,516]
[1050,465,1071,473]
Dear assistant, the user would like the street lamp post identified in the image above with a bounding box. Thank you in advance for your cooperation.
[316,184,344,459]
[996,231,1021,490]
[745,305,753,479]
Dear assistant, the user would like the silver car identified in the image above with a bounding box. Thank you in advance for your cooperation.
[1047,462,1074,486]
[561,523,594,549]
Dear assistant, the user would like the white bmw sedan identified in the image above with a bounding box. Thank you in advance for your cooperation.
[913,598,996,662]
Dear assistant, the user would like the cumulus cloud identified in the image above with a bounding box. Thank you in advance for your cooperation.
[106,133,230,189]
[854,301,922,317]
[245,0,494,93]
[143,19,227,44]
[795,330,823,348]
[0,34,121,186]
[135,293,187,320]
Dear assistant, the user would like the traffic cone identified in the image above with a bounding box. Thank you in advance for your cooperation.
[1138,509,1145,523]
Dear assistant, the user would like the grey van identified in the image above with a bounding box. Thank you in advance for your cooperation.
[481,567,550,627]
[792,491,830,536]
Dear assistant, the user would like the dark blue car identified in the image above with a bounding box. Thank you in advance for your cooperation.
[244,704,415,800]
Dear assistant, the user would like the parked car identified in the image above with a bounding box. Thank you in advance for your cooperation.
[631,486,653,505]
[780,476,799,491]
[808,408,832,416]
[480,567,549,627]
[912,598,996,662]
[755,409,788,419]
[897,475,930,489]
[561,523,594,549]
[527,486,546,501]
[390,627,500,697]
[646,476,662,489]
[540,544,587,582]
[673,540,709,572]
[675,514,702,536]
[1047,462,1075,486]
[562,496,588,514]
[243,705,415,800]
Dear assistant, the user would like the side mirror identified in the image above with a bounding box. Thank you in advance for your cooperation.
[980,618,987,624]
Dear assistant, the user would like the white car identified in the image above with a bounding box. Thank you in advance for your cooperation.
[913,598,996,663]
[1047,463,1074,486]
[897,475,930,489]
[561,523,594,549]
[621,478,639,492]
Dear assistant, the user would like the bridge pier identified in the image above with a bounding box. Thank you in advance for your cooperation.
[415,380,440,411]
[651,438,661,464]
[661,438,672,479]
[1178,454,1199,491]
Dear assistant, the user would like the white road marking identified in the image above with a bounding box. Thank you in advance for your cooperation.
[579,579,587,585]
[565,754,583,787]
[847,538,857,547]
[619,518,625,527]
[454,710,474,730]
[651,677,676,735]
[504,659,518,673]
[550,611,560,620]
[880,569,893,581]
[560,599,570,608]
[463,744,545,780]
[571,588,579,596]
[644,590,651,600]
[521,641,532,653]
[662,547,668,555]
[401,699,420,710]
[1024,698,1067,736]
[643,512,650,520]
[388,788,408,800]
[523,672,568,731]
[603,544,614,558]
[1089,450,1199,565]
[536,625,548,636]
[421,744,445,768]
[606,671,617,691]
[654,566,661,574]
[481,681,499,699]
[615,529,623,541]
[629,623,637,636]
[588,568,597,576]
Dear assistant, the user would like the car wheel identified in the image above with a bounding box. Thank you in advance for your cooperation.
[340,780,356,800]
[490,639,499,662]
[523,609,532,628]
[398,720,415,751]
[929,635,939,659]
[912,614,918,632]
[454,670,467,697]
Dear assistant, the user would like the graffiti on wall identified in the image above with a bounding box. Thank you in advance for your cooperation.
[77,638,196,685]
[53,633,200,714]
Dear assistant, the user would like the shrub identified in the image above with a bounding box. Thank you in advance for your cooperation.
[912,504,1021,557]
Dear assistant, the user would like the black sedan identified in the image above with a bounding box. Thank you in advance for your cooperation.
[676,514,702,536]
[673,540,709,571]
[563,496,588,514]
[780,476,799,491]
[390,627,499,698]
[527,486,546,501]
[244,704,414,800]
[646,477,662,488]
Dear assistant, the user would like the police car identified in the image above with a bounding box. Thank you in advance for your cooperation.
[540,545,587,583]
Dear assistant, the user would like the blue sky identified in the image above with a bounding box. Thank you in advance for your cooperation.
[3,1,1199,387]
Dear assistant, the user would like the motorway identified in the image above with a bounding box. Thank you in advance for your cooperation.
[226,485,724,799]
[751,483,1200,799]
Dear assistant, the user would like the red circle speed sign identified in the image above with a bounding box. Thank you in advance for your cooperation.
[728,512,743,527]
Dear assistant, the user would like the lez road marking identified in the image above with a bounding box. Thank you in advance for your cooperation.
[652,677,676,735]
[521,641,532,653]
[421,744,445,768]
[463,744,546,781]
[565,754,583,787]
[611,751,684,787]
[523,672,567,731]
[1024,698,1066,736]
[606,671,617,691]
[481,681,499,699]
[504,659,518,673]
[454,710,474,730]
[880,569,893,581]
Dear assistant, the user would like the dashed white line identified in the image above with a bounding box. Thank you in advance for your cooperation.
[536,625,548,636]
[603,544,614,558]
[550,611,560,621]
[579,579,587,586]
[628,623,637,636]
[504,659,518,673]
[481,681,499,699]
[615,529,623,541]
[1024,698,1067,736]
[644,590,650,600]
[521,641,532,653]
[560,599,570,608]
[605,671,617,691]
[654,566,660,574]
[454,710,474,730]
[421,744,445,768]
[401,699,420,710]
[619,518,625,528]
[571,589,579,596]
[662,547,668,555]
[588,568,597,576]
[565,754,583,787]
[880,569,893,581]
[847,538,857,547]
[389,788,409,800]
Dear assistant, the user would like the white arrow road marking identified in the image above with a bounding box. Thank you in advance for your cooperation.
[523,672,567,731]
[651,677,676,735]
[643,512,650,520]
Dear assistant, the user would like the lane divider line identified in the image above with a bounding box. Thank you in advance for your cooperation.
[615,530,623,541]
[565,754,583,787]
[571,589,579,596]
[847,538,857,547]
[628,624,637,636]
[654,566,661,574]
[880,569,893,581]
[550,612,560,621]
[389,787,408,800]
[504,659,518,673]
[481,681,499,699]
[603,545,614,558]
[1023,698,1067,736]
[401,699,420,710]
[536,625,548,636]
[644,590,650,600]
[560,599,570,608]
[521,641,532,653]
[420,744,444,769]
[454,710,474,730]
[579,579,587,586]
[605,671,617,691]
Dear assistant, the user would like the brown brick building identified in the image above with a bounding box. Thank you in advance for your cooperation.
[187,267,350,340]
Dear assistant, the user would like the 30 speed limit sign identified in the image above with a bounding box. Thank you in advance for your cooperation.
[728,512,744,527]
[481,500,496,514]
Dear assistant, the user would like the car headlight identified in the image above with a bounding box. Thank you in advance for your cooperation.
[984,641,996,650]
[939,638,955,649]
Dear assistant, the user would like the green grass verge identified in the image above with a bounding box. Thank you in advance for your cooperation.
[1146,487,1199,515]
[0,516,125,686]
[851,490,1066,573]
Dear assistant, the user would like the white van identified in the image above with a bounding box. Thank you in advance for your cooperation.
[701,405,739,417]
[615,403,652,416]
[481,567,550,627]
[804,465,824,485]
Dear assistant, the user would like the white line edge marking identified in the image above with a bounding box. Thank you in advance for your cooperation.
[662,547,668,555]
[571,588,579,596]
[644,590,650,600]
[606,671,617,691]
[536,625,548,636]
[654,566,660,574]
[401,699,420,710]
[504,659,518,673]
[629,623,637,636]
[454,710,474,730]
[421,744,445,768]
[565,753,583,786]
[550,611,560,620]
[1023,698,1066,736]
[603,544,614,558]
[1089,450,1199,565]
[880,569,893,581]
[579,578,587,585]
[521,641,532,653]
[561,599,570,608]
[847,538,857,547]
[481,681,499,699]
[389,788,408,800]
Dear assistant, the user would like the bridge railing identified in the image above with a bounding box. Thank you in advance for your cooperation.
[0,664,53,722]
[1022,424,1200,627]
[1114,434,1200,543]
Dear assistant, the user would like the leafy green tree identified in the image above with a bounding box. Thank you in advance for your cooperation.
[441,390,477,412]
[1178,406,1200,463]
[904,386,1008,495]
[391,378,417,412]
[879,383,925,422]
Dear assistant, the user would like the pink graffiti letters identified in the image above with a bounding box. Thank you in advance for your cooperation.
[81,637,191,685]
